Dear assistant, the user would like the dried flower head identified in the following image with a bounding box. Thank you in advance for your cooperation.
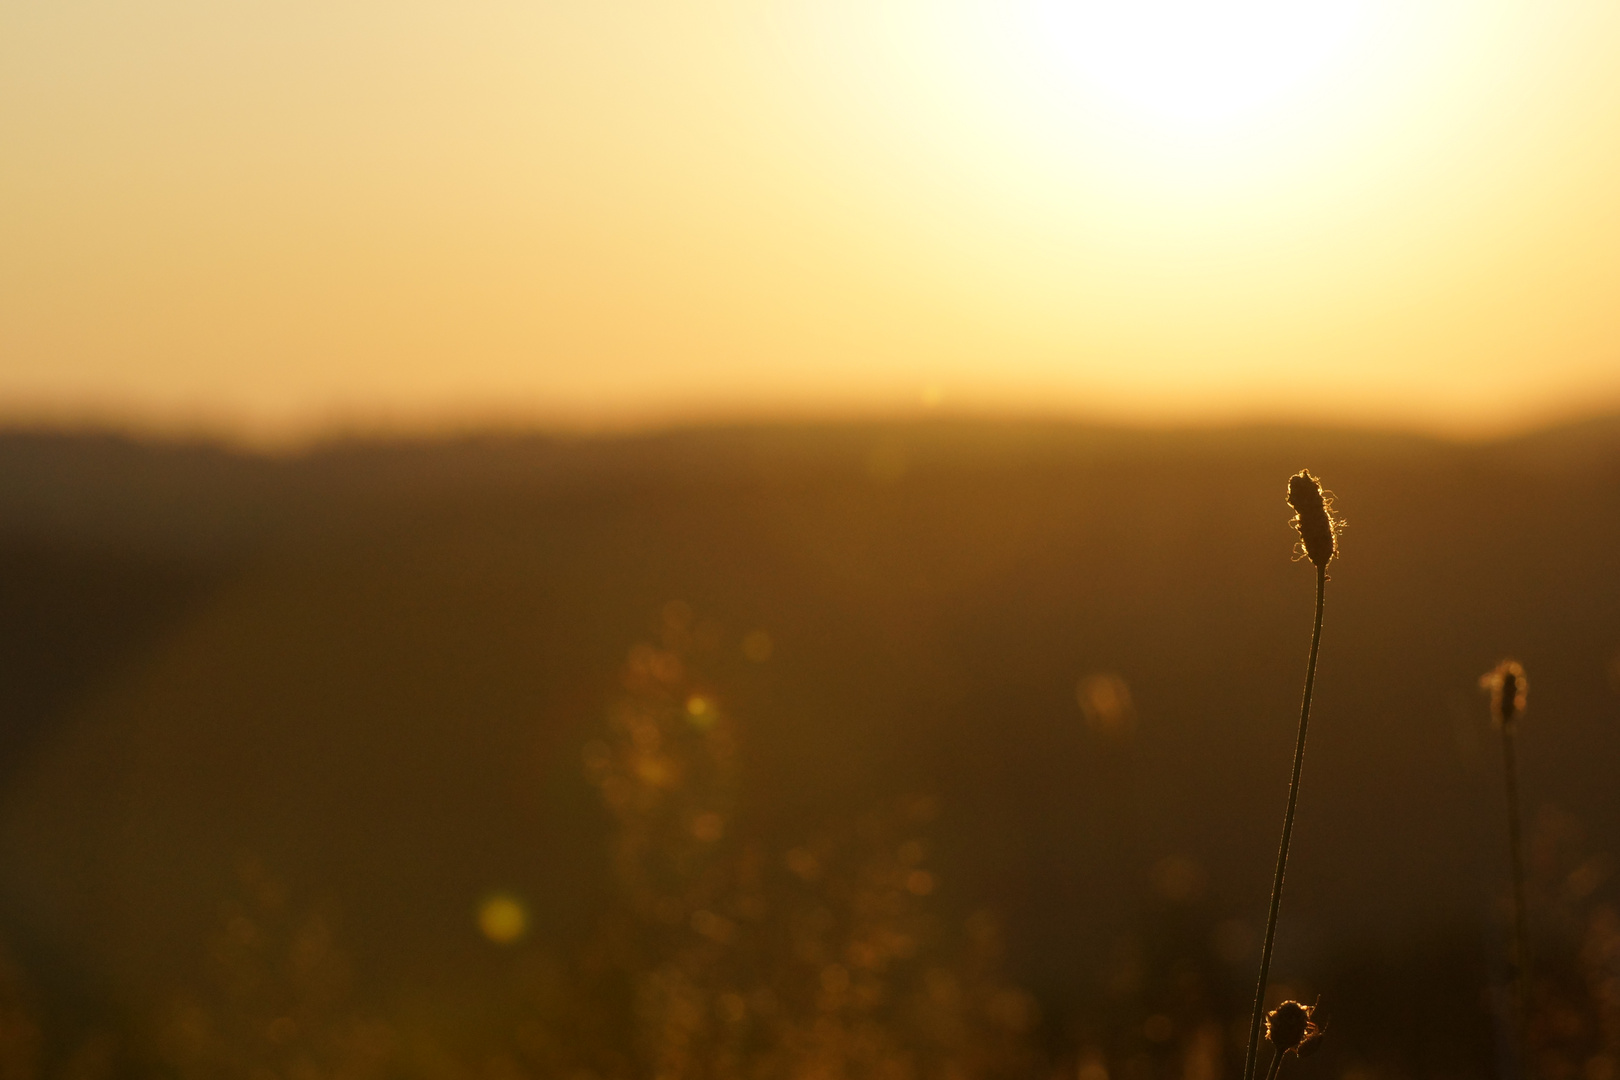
[1480,660,1528,727]
[1287,471,1338,568]
[1266,1000,1322,1055]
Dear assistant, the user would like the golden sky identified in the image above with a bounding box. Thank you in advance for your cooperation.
[3,0,1619,442]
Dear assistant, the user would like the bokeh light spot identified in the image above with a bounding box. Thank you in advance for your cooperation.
[786,847,822,881]
[691,811,725,843]
[477,893,528,945]
[1077,673,1136,735]
[691,909,734,942]
[685,694,717,728]
[634,757,674,787]
[717,992,748,1024]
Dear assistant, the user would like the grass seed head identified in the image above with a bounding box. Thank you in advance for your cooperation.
[1481,659,1528,727]
[1266,1000,1321,1055]
[1287,470,1338,568]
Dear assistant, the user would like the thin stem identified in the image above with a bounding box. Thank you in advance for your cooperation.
[1263,1046,1286,1080]
[1502,718,1532,1074]
[1242,564,1327,1080]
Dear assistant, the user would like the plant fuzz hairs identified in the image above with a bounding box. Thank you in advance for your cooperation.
[1287,470,1338,568]
[1242,471,1338,1080]
[1267,1000,1323,1056]
[1262,1001,1324,1080]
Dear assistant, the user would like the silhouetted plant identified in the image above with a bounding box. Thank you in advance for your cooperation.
[1261,999,1323,1080]
[1242,471,1339,1080]
[1483,659,1533,1071]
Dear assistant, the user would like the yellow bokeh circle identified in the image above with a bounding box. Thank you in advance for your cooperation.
[477,893,528,945]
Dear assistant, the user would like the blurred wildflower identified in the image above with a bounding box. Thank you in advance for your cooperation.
[1482,660,1529,728]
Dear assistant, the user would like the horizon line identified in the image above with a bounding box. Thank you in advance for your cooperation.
[2,403,1617,459]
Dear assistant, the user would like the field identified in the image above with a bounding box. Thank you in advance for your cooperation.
[1,419,1618,1079]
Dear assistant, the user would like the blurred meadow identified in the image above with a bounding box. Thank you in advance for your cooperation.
[0,421,1617,1079]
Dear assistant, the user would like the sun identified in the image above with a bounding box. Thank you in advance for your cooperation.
[1030,0,1369,132]
[802,0,1412,210]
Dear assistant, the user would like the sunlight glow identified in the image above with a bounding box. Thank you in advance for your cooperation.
[2,0,1619,438]
[1037,0,1367,130]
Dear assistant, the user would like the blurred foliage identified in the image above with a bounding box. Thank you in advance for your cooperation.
[1523,808,1620,1080]
[8,426,1620,1080]
[158,859,394,1080]
[519,610,1039,1080]
[138,613,1040,1080]
[3,587,1620,1079]
[0,949,41,1080]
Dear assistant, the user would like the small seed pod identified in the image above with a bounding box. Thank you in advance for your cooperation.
[1266,1000,1320,1055]
[1287,471,1338,568]
[1480,660,1528,727]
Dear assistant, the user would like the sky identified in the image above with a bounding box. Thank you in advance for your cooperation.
[3,0,1619,444]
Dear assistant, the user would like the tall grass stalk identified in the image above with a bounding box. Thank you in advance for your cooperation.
[1242,473,1337,1080]
[1484,660,1531,1071]
[1504,719,1531,1062]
